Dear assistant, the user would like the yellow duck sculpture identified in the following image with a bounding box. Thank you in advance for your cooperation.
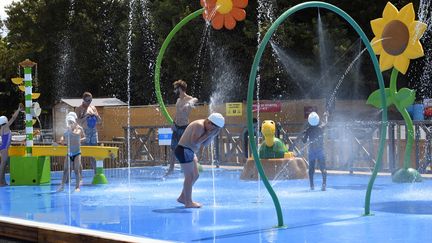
[258,120,288,159]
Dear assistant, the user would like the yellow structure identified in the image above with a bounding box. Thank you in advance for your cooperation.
[9,145,118,185]
[9,145,118,160]
[240,157,308,180]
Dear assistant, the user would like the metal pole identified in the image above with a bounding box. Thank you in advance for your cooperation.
[389,123,396,172]
[415,124,420,169]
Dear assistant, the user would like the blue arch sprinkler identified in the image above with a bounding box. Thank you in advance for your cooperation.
[247,1,388,227]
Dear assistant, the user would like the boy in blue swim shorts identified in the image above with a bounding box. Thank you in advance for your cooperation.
[174,113,224,208]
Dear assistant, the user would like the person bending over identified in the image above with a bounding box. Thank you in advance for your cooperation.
[174,113,224,208]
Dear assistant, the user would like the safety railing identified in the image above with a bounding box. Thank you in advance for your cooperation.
[8,121,432,174]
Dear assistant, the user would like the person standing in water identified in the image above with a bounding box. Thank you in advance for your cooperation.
[57,112,85,192]
[302,111,328,191]
[166,80,198,176]
[175,113,224,208]
[76,92,101,173]
[0,104,23,186]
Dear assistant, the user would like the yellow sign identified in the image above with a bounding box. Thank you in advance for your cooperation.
[226,103,242,116]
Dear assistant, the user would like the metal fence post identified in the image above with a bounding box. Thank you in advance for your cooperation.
[415,123,420,169]
[388,122,396,172]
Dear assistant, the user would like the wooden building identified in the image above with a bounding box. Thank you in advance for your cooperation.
[52,98,127,141]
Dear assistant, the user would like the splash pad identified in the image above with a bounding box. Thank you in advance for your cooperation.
[0,1,431,242]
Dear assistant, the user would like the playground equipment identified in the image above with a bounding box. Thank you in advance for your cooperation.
[10,59,39,154]
[366,2,427,183]
[9,59,118,185]
[247,1,388,226]
[241,120,307,180]
[258,120,288,159]
[8,145,118,185]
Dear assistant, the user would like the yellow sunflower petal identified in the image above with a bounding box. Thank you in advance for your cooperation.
[379,51,395,72]
[370,18,385,37]
[382,2,398,20]
[371,37,383,54]
[398,3,415,27]
[409,21,427,42]
[394,55,410,74]
[403,40,424,59]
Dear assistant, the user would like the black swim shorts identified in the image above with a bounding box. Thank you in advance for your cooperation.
[174,145,195,164]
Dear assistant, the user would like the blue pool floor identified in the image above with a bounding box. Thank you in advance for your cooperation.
[0,166,431,242]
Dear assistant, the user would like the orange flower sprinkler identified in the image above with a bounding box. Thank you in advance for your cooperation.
[201,0,248,30]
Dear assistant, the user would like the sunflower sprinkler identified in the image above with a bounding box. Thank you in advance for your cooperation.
[366,2,427,183]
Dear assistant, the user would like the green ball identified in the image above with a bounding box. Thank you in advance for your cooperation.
[198,163,203,172]
[392,168,422,183]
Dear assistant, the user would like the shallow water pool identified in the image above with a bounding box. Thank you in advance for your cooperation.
[1,167,431,242]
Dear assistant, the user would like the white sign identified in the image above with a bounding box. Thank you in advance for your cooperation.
[158,128,173,146]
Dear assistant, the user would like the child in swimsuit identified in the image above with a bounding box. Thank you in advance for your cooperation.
[302,112,328,191]
[0,104,23,186]
[57,112,85,192]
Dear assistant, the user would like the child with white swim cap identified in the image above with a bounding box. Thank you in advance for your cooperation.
[302,111,328,191]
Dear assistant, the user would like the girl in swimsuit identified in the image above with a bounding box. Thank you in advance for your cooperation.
[0,104,23,186]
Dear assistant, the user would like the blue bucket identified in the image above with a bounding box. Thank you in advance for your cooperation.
[407,105,414,118]
[413,104,424,121]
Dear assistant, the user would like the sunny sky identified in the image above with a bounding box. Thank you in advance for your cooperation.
[0,0,16,20]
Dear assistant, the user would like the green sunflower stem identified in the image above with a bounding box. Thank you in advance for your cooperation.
[389,68,398,94]
[390,68,414,170]
[399,107,414,170]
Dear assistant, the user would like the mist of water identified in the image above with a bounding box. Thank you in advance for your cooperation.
[270,42,315,94]
[326,47,368,111]
[208,43,241,113]
[317,10,330,79]
[192,24,212,96]
[54,0,76,100]
[416,0,432,98]
[126,0,135,235]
